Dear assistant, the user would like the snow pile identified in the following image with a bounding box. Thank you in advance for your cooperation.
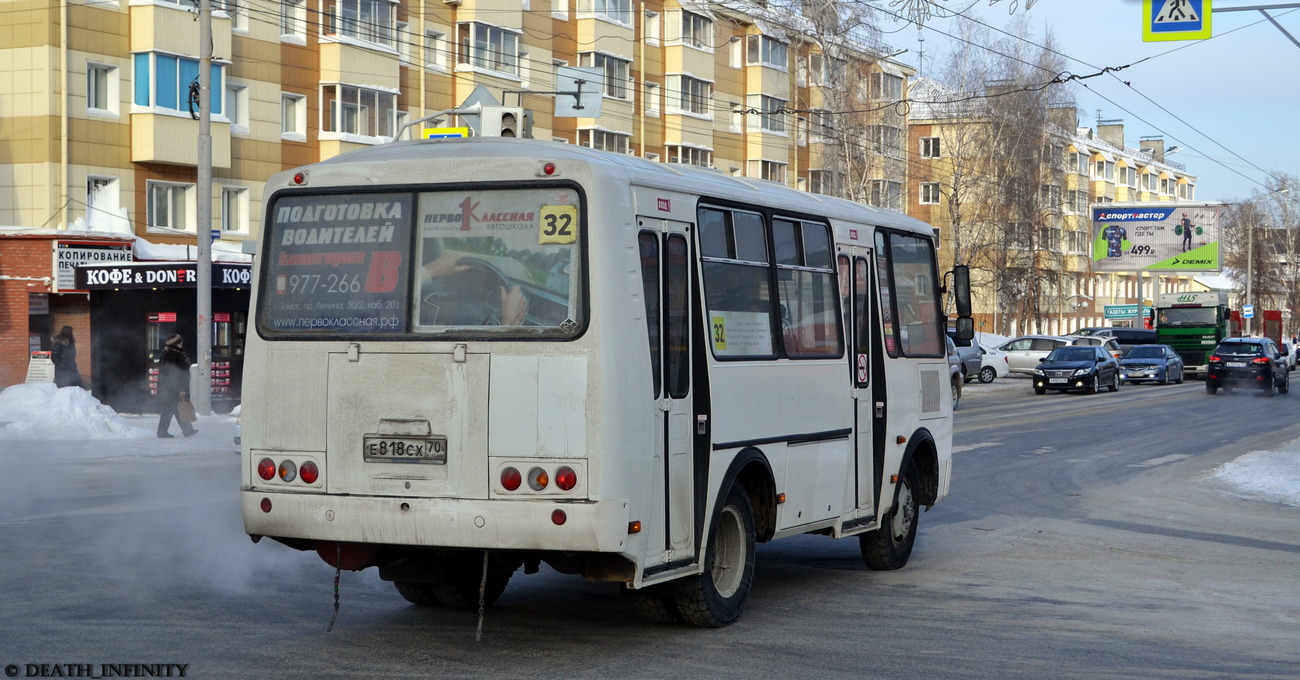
[0,383,150,440]
[1213,449,1300,508]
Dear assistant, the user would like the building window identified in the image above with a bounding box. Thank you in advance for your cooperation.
[1094,159,1115,181]
[809,53,845,87]
[87,63,118,115]
[667,145,711,167]
[322,84,397,139]
[221,186,250,234]
[920,136,940,158]
[1040,184,1061,206]
[553,0,568,20]
[748,94,786,133]
[1076,151,1089,175]
[679,10,711,49]
[920,182,940,204]
[225,83,248,133]
[747,35,788,69]
[458,22,521,77]
[748,160,787,183]
[280,0,306,39]
[870,72,902,101]
[86,176,120,228]
[868,124,903,157]
[424,30,448,71]
[1118,165,1136,187]
[670,75,712,116]
[133,53,224,116]
[281,93,306,139]
[147,180,194,232]
[644,81,660,117]
[808,109,833,141]
[586,0,632,25]
[579,129,630,153]
[325,0,396,48]
[1180,183,1195,200]
[644,11,660,44]
[870,179,902,211]
[579,52,630,99]
[215,0,248,31]
[809,170,837,195]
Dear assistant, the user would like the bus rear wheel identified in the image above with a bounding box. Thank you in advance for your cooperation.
[393,580,441,606]
[674,484,755,627]
[432,553,516,609]
[860,460,919,570]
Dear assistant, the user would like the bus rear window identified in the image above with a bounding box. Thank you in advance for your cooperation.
[259,187,583,337]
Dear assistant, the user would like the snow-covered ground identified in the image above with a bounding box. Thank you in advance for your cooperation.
[0,381,1297,506]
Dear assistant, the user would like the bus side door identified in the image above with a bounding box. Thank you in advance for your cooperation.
[839,250,877,518]
[637,220,696,567]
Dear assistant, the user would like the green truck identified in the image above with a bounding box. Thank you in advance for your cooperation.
[1155,291,1229,378]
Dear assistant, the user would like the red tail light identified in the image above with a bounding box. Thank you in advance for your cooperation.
[300,460,319,484]
[500,467,522,491]
[1208,355,1220,362]
[555,466,577,491]
[257,458,276,480]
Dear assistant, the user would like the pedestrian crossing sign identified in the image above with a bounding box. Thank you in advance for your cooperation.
[1144,0,1211,42]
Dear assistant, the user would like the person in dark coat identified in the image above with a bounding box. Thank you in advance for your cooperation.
[51,326,82,388]
[157,333,197,438]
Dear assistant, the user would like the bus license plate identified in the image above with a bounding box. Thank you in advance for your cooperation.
[363,435,447,463]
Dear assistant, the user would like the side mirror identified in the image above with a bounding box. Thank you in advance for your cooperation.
[952,265,971,318]
[953,316,974,340]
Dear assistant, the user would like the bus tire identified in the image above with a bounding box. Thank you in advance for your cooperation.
[393,580,441,607]
[628,591,683,624]
[860,460,919,571]
[674,484,755,627]
[432,554,514,609]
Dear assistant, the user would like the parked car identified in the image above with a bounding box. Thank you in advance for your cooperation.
[946,328,984,382]
[1282,343,1297,372]
[946,336,964,409]
[976,344,1010,383]
[1119,344,1185,385]
[1032,345,1121,394]
[1206,337,1289,396]
[997,335,1121,374]
[1098,328,1157,354]
[1070,334,1124,360]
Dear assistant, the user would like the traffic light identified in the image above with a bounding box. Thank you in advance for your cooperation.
[480,106,531,138]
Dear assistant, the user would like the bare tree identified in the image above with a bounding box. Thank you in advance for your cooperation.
[1223,175,1300,318]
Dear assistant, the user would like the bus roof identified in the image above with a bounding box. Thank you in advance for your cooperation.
[272,137,934,237]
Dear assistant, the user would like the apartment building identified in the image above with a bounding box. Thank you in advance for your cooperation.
[0,0,914,388]
[907,77,1202,335]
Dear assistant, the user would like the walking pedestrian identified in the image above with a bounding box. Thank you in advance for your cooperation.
[156,333,197,438]
[50,326,83,388]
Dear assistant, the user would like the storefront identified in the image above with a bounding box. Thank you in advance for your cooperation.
[75,261,252,414]
[0,234,134,389]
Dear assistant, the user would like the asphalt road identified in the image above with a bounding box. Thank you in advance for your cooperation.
[1,381,1298,679]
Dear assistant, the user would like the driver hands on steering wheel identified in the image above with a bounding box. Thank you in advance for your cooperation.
[422,252,529,325]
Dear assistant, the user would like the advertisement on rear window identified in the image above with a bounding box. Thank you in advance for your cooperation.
[262,193,413,333]
[413,187,581,331]
[1091,204,1222,273]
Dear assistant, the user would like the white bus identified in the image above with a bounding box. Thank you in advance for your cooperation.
[241,138,972,626]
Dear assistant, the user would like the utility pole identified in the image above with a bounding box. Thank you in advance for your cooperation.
[195,0,213,414]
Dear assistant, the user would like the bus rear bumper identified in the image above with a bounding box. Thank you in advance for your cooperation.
[241,490,632,553]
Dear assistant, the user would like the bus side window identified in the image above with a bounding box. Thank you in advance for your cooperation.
[638,231,662,398]
[665,234,690,398]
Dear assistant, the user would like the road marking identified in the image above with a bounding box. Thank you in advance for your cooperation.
[952,441,1000,453]
[1130,453,1191,467]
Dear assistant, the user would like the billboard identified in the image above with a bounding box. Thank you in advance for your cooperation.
[1091,203,1222,273]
